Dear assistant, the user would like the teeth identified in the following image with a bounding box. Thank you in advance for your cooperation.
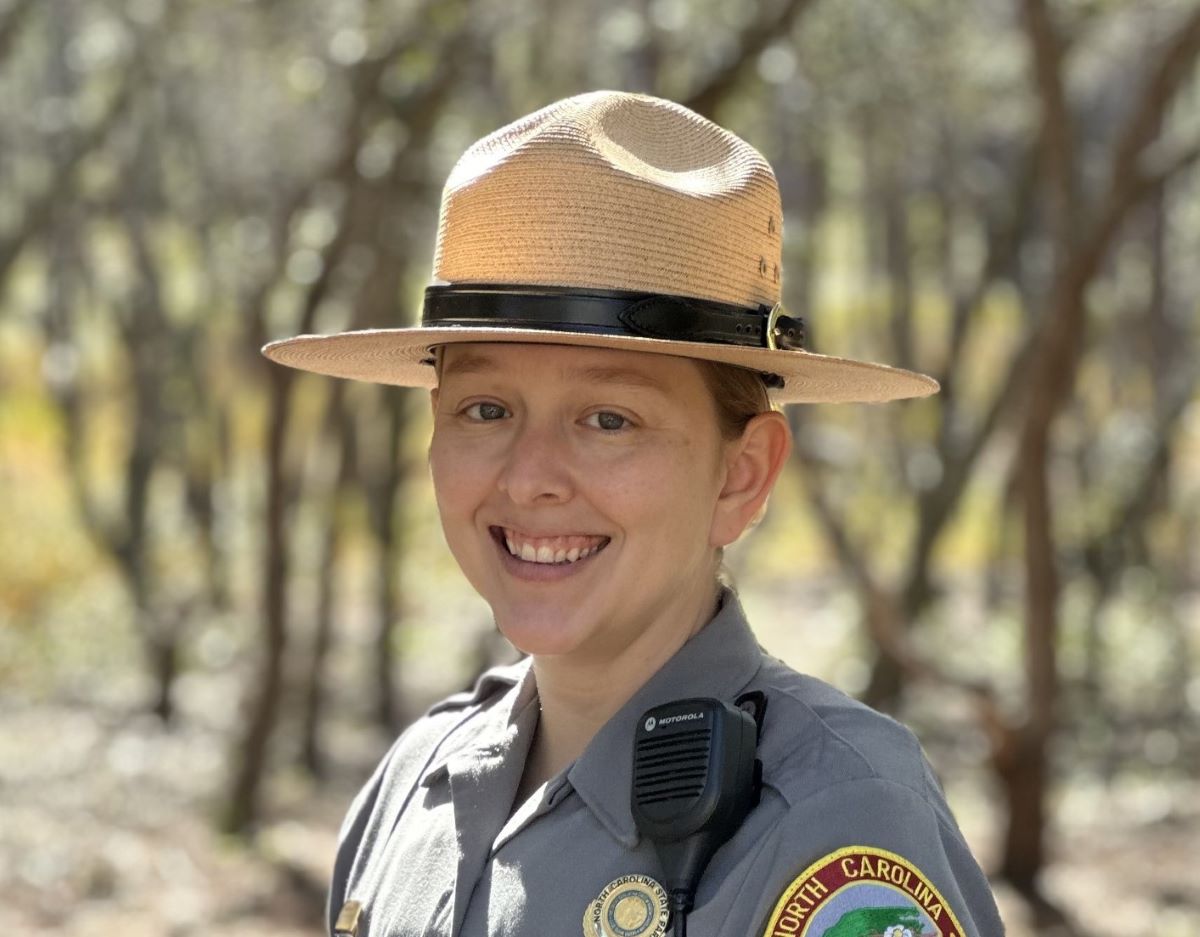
[502,528,607,564]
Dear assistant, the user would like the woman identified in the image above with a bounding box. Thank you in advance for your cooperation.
[265,91,1003,937]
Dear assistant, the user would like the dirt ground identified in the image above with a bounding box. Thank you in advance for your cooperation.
[0,692,1196,937]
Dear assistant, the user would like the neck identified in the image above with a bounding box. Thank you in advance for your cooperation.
[524,579,722,785]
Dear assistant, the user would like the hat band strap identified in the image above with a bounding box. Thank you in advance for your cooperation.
[421,284,805,351]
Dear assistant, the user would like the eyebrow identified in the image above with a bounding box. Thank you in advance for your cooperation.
[440,353,672,394]
[439,351,498,377]
[575,365,671,393]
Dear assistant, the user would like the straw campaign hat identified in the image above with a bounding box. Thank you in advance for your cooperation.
[263,90,937,404]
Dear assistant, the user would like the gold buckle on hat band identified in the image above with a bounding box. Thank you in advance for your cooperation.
[765,302,806,352]
[766,304,783,351]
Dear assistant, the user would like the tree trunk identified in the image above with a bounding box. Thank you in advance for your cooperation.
[148,630,181,724]
[301,499,340,779]
[996,725,1047,893]
[372,389,407,733]
[861,651,905,712]
[301,393,354,778]
[1005,420,1059,893]
[224,365,294,834]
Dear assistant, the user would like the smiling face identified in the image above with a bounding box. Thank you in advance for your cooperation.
[428,342,740,663]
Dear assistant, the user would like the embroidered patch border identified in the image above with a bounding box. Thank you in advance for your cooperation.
[759,846,967,937]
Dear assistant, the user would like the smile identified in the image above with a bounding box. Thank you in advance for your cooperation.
[490,526,611,565]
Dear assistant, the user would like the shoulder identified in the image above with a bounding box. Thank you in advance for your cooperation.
[424,657,531,717]
[344,657,530,817]
[754,654,932,804]
[741,656,1004,937]
[340,657,530,825]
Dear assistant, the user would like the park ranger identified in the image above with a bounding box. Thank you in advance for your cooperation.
[263,90,1005,937]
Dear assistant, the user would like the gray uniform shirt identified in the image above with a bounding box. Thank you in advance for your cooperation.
[329,590,1004,937]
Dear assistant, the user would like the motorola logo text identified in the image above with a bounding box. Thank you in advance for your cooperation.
[658,712,705,726]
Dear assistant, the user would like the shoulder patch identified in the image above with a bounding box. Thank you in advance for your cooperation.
[760,846,966,937]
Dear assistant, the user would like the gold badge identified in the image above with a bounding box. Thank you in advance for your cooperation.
[583,875,670,937]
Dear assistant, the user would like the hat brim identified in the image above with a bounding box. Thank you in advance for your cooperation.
[261,326,938,404]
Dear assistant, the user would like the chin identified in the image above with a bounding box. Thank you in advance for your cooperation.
[490,604,595,658]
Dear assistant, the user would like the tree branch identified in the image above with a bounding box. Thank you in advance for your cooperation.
[1082,370,1199,581]
[0,0,37,65]
[1105,5,1200,211]
[682,0,816,117]
[1020,0,1080,244]
[1035,4,1200,424]
[0,61,140,283]
[791,435,877,598]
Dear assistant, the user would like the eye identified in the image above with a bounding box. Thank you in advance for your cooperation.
[463,402,508,421]
[585,411,631,432]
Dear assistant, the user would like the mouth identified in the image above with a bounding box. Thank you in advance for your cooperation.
[488,526,611,566]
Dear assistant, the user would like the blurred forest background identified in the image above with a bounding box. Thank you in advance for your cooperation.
[1,0,1198,934]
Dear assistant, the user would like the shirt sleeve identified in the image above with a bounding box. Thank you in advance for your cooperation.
[728,775,1005,937]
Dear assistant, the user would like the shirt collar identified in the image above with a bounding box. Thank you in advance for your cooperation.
[419,660,537,788]
[567,587,764,848]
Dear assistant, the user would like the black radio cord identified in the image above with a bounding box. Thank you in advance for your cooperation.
[670,891,690,937]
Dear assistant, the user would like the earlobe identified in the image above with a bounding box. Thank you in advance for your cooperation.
[710,412,792,548]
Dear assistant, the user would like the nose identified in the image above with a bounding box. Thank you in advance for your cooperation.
[496,420,575,505]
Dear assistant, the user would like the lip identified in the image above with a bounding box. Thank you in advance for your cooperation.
[488,526,611,582]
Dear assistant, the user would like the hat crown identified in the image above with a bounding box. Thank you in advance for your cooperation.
[432,91,783,309]
[262,92,938,405]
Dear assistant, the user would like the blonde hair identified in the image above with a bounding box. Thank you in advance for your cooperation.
[694,359,772,440]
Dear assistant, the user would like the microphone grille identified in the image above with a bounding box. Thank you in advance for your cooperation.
[632,726,712,807]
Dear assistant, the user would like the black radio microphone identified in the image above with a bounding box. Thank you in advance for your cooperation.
[630,693,766,937]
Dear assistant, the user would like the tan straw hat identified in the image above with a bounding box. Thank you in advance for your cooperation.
[262,90,937,404]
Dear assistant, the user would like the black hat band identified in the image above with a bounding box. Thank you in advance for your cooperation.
[421,284,806,352]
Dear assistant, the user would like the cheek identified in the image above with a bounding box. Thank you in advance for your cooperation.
[600,439,720,535]
[429,433,485,521]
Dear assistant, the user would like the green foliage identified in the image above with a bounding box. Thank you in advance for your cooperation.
[821,905,926,937]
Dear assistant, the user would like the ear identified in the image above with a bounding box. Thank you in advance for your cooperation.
[709,411,792,548]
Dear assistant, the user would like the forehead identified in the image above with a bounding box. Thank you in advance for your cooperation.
[437,342,705,394]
